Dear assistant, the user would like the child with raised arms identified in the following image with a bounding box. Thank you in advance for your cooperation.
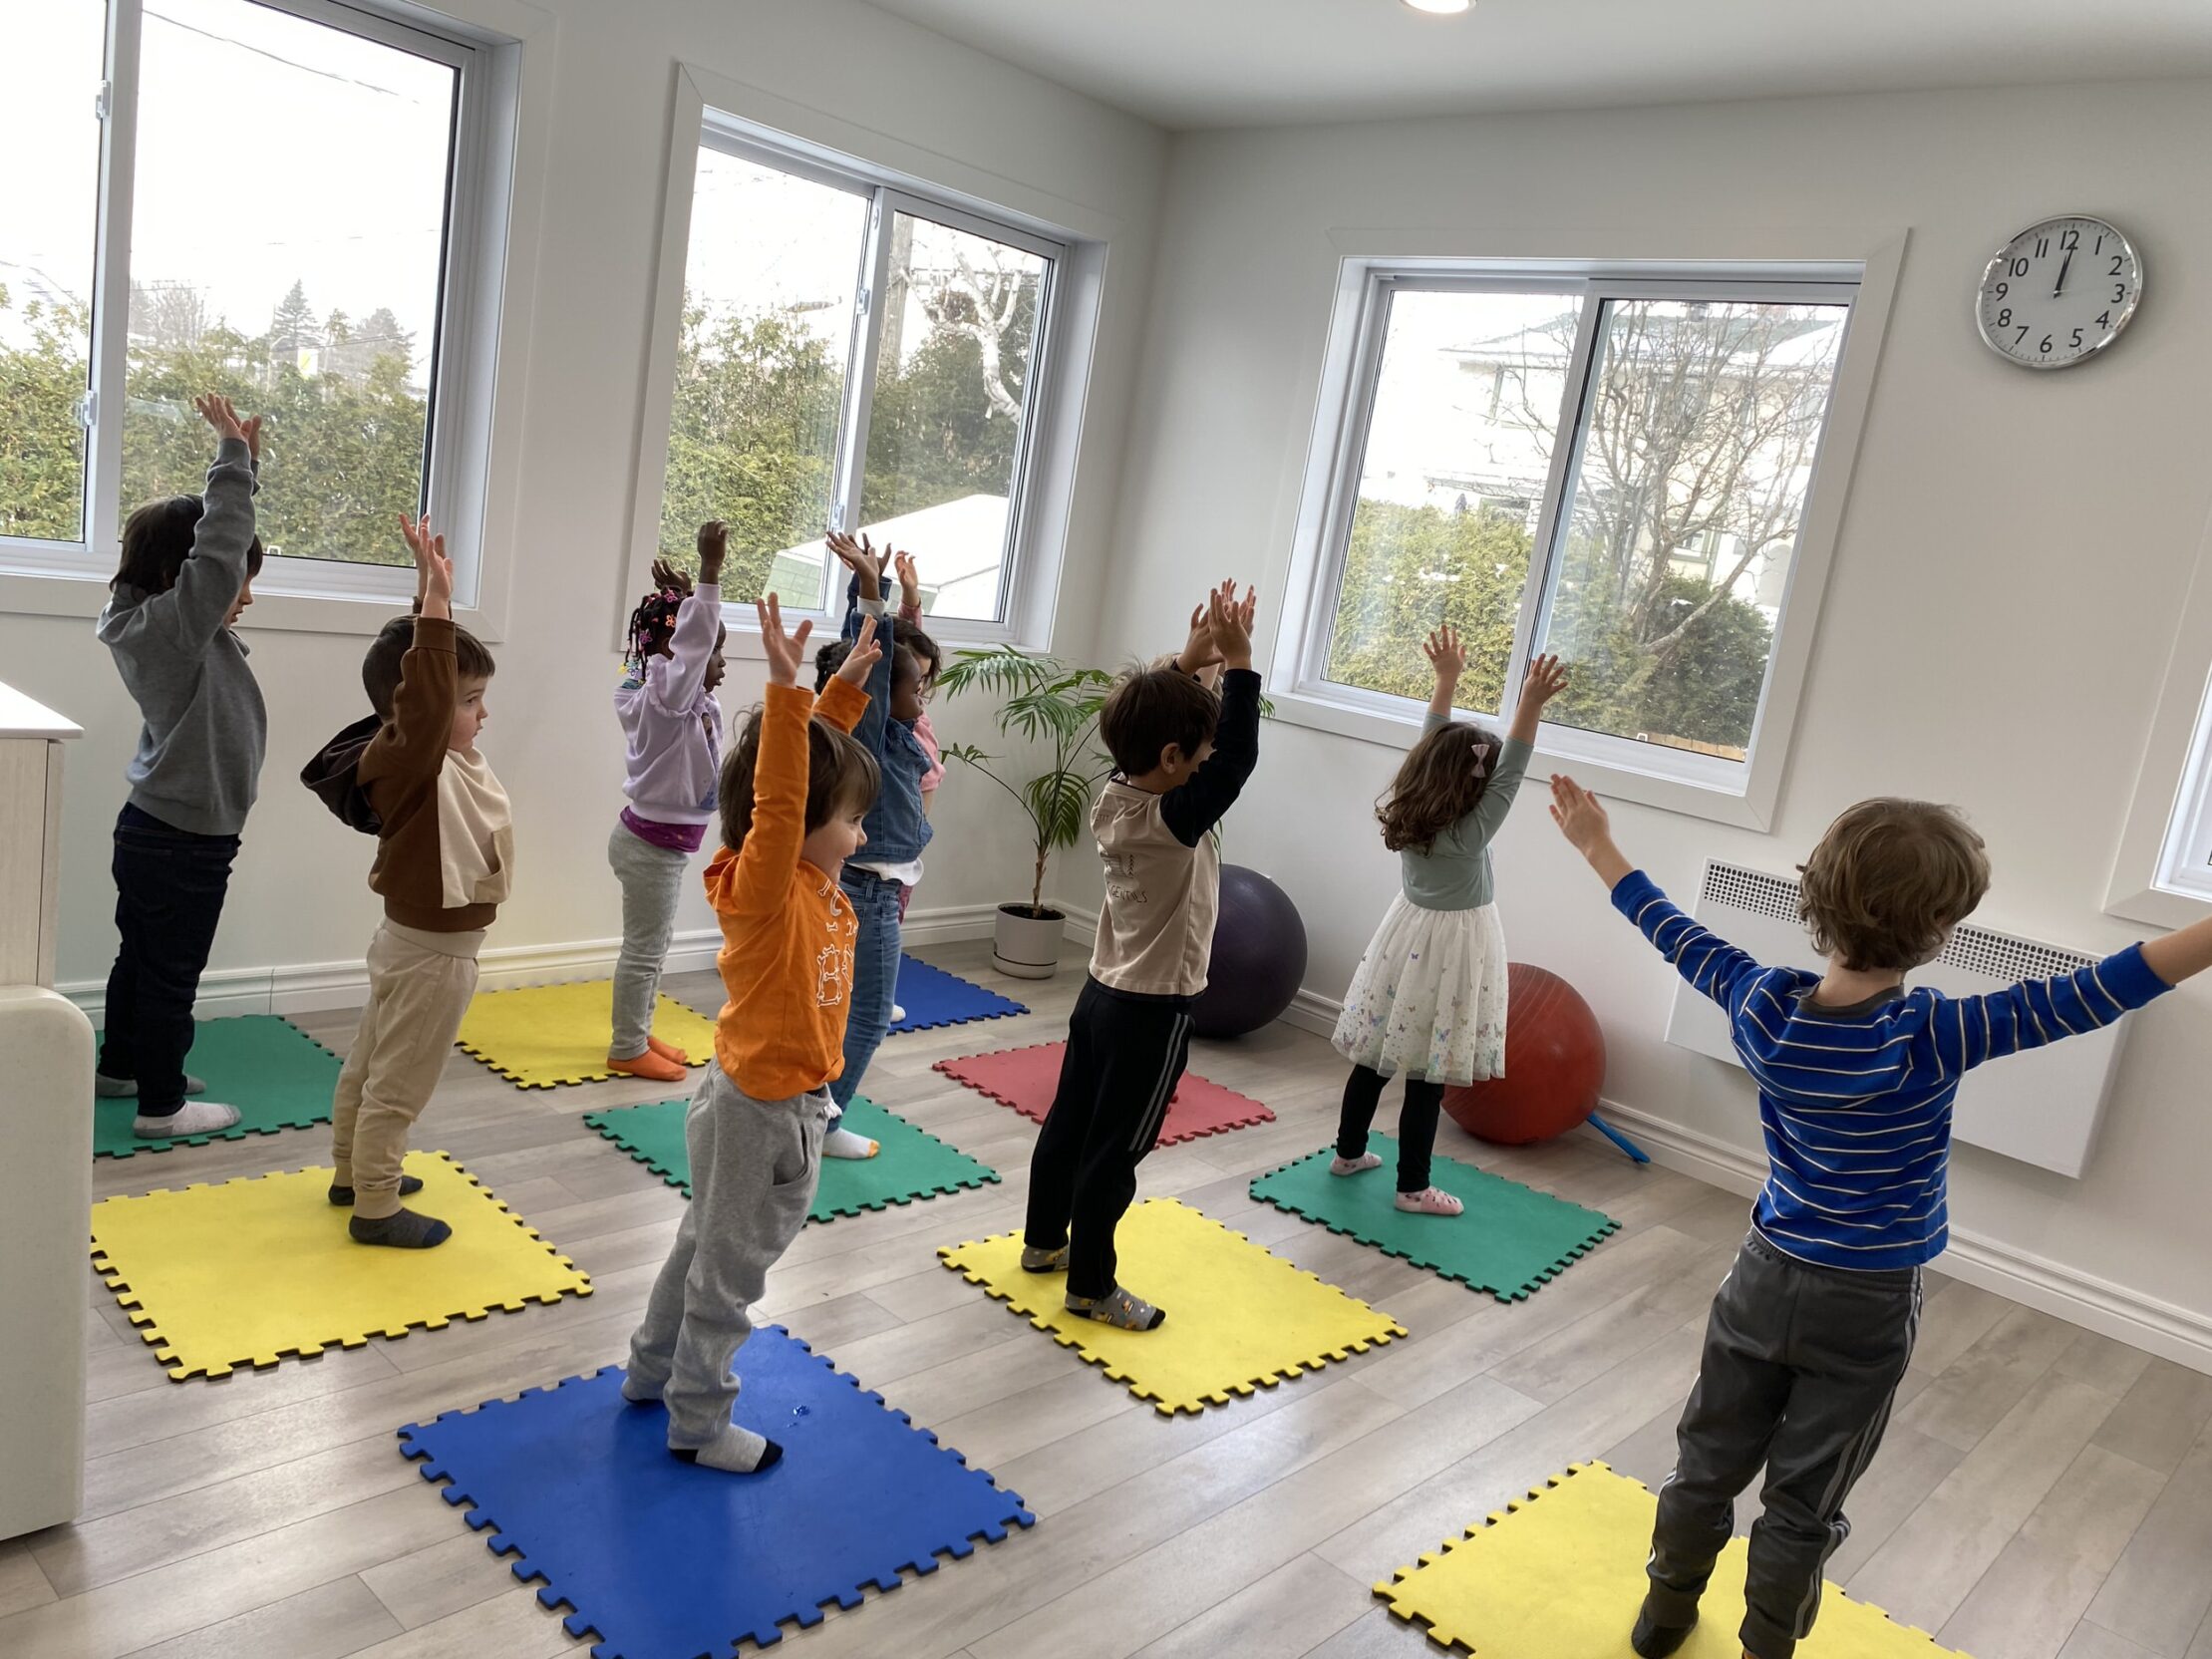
[1547,778,2212,1659]
[94,394,266,1137]
[1329,627,1567,1214]
[604,520,731,1083]
[623,602,882,1473]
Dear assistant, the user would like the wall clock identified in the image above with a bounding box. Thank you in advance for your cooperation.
[1976,215,2141,369]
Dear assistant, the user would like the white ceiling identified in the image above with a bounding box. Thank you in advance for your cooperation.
[861,0,2212,129]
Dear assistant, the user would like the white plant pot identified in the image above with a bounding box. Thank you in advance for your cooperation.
[993,904,1066,980]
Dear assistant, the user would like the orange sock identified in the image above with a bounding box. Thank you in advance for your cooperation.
[607,1050,687,1084]
[644,1034,691,1066]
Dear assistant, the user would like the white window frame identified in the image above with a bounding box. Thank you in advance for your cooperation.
[0,0,533,639]
[2107,503,2212,929]
[626,66,1099,657]
[1270,245,1904,830]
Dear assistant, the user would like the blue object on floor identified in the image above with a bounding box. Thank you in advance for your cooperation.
[396,1328,1033,1657]
[888,954,1027,1035]
[1586,1112,1652,1164]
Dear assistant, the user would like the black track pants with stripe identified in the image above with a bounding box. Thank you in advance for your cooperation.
[1643,1229,1922,1659]
[1024,976,1194,1301]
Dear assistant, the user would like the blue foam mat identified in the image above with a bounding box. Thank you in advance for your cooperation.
[396,1328,1033,1657]
[888,954,1027,1035]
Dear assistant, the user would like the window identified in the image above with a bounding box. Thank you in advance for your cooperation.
[652,124,1059,628]
[0,0,511,601]
[1282,258,1878,819]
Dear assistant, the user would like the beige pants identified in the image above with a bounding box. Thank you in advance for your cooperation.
[331,921,483,1218]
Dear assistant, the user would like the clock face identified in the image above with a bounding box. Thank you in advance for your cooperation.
[1977,216,2141,369]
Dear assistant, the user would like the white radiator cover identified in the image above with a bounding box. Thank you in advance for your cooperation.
[1662,861,2130,1178]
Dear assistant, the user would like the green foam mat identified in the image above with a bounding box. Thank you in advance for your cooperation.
[93,1016,344,1160]
[583,1095,998,1222]
[1249,1136,1619,1302]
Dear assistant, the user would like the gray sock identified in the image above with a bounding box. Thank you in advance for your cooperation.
[349,1208,452,1249]
[622,1375,664,1406]
[672,1424,782,1474]
[328,1174,425,1206]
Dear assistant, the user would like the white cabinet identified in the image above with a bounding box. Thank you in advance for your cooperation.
[0,682,91,1540]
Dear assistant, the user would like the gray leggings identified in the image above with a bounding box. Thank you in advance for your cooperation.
[608,821,690,1060]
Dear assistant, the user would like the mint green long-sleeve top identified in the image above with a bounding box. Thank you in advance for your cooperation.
[1397,712,1532,911]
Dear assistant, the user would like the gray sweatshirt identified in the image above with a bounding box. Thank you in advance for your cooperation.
[95,437,267,836]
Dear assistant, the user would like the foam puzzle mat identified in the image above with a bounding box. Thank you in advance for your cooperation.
[92,1015,343,1159]
[887,954,1028,1033]
[1375,1462,1966,1657]
[934,1042,1276,1145]
[396,1329,1034,1657]
[582,1094,998,1221]
[939,1197,1403,1415]
[1249,1137,1619,1303]
[457,980,719,1089]
[90,1151,591,1380]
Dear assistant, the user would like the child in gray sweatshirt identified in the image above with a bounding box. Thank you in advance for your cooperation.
[94,394,268,1137]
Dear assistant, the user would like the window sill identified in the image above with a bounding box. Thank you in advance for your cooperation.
[1264,685,1773,830]
[2103,877,2212,933]
[0,561,500,641]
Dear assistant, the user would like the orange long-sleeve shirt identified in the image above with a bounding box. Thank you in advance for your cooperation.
[706,676,868,1100]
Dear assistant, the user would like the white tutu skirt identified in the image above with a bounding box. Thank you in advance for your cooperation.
[1331,895,1509,1088]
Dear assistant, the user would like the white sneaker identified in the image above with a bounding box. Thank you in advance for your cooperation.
[133,1100,242,1137]
[890,1004,908,1024]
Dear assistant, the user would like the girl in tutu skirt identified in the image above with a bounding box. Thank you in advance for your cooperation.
[1329,627,1568,1215]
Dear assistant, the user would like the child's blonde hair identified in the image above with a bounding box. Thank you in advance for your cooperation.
[1797,799,1991,972]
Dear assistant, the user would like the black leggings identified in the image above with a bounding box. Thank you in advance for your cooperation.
[1336,1065,1444,1193]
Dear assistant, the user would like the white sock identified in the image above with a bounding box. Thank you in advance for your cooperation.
[890,1004,907,1023]
[1331,1152,1383,1174]
[134,1100,242,1137]
[622,1375,662,1404]
[678,1423,780,1473]
[822,1126,879,1160]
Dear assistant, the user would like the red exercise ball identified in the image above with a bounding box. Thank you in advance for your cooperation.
[1442,963,1607,1146]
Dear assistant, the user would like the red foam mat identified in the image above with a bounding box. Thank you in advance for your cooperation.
[934,1042,1276,1146]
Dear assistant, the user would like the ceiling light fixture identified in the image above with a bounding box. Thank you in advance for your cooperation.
[1403,0,1472,13]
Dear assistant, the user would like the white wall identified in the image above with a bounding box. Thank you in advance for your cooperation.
[1103,82,2212,1351]
[1,0,1161,998]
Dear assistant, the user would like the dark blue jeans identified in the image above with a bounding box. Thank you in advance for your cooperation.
[830,867,903,1112]
[100,804,239,1114]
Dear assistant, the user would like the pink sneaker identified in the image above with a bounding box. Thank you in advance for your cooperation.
[1393,1186,1464,1217]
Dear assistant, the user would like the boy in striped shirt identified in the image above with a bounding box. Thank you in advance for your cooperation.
[1547,781,2212,1659]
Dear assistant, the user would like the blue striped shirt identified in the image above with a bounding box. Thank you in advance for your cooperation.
[1612,870,2167,1272]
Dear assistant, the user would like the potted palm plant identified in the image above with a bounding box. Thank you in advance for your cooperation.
[935,646,1115,979]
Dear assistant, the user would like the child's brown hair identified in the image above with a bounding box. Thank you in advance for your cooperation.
[113,495,264,594]
[719,708,881,852]
[361,614,496,723]
[1100,665,1219,777]
[1798,799,1992,972]
[1378,722,1500,853]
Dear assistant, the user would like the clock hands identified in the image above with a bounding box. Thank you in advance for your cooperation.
[2053,250,2073,298]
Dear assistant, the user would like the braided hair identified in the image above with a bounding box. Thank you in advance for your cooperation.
[623,585,685,679]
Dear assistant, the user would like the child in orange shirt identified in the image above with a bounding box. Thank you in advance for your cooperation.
[623,600,882,1474]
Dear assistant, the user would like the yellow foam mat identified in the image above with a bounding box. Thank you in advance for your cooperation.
[457,980,719,1089]
[939,1196,1404,1416]
[90,1152,592,1380]
[1376,1463,1967,1657]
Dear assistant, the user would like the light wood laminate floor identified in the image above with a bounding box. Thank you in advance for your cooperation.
[9,941,2211,1659]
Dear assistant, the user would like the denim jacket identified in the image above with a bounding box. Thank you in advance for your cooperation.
[842,582,934,872]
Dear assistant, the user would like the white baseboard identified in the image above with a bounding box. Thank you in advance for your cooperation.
[60,898,1022,1022]
[1597,1098,2212,1378]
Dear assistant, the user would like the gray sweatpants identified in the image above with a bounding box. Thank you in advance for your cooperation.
[1645,1230,1922,1659]
[608,822,690,1061]
[625,1067,828,1449]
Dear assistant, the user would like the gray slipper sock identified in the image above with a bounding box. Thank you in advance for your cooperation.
[328,1174,425,1206]
[672,1424,782,1474]
[349,1208,452,1248]
[622,1375,664,1406]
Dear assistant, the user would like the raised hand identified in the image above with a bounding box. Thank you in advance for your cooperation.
[193,394,248,446]
[695,520,728,587]
[1208,582,1255,671]
[1521,652,1568,708]
[651,557,695,600]
[756,594,814,687]
[238,414,264,464]
[399,513,453,619]
[1548,775,1611,855]
[834,614,883,687]
[894,550,922,611]
[826,530,883,602]
[1423,624,1467,684]
[1177,594,1221,674]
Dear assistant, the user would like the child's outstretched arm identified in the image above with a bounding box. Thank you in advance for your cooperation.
[728,595,818,916]
[161,395,261,651]
[1549,774,1768,1013]
[813,614,879,737]
[828,531,894,761]
[1423,624,1466,723]
[1463,653,1566,844]
[1161,583,1263,847]
[361,516,461,795]
[1925,911,2212,1074]
[646,523,725,713]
